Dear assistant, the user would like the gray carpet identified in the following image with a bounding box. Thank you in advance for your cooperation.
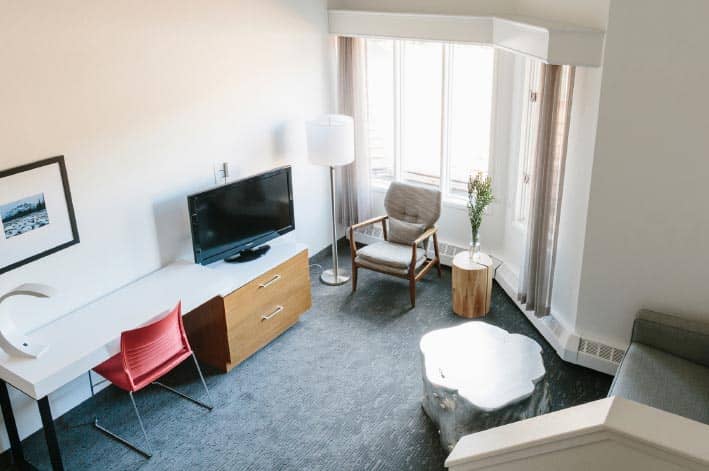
[1,242,611,470]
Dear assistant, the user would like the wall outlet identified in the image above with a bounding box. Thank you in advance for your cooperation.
[213,162,229,185]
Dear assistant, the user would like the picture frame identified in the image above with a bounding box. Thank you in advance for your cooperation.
[0,156,80,274]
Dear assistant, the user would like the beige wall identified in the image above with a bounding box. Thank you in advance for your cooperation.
[515,0,609,29]
[0,0,333,448]
[576,0,709,346]
[0,0,333,329]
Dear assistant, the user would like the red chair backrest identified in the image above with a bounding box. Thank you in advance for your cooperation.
[120,302,191,388]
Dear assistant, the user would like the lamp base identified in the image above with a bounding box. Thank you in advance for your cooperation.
[320,269,350,286]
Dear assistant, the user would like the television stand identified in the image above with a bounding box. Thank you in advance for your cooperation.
[224,245,271,263]
[184,245,312,372]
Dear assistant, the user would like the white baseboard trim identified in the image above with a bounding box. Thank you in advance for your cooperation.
[351,229,624,375]
[494,264,581,364]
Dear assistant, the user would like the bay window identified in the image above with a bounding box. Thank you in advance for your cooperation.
[364,38,495,200]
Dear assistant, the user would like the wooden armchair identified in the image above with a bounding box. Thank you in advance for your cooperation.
[349,182,442,307]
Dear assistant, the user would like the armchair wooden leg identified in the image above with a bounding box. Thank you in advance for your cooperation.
[349,226,358,293]
[409,276,416,308]
[433,232,442,278]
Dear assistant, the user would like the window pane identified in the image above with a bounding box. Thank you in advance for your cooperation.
[365,39,395,183]
[448,45,495,196]
[401,41,443,186]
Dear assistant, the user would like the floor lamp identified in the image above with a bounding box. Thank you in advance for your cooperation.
[306,114,355,286]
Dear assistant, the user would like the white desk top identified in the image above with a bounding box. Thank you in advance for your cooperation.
[0,240,307,399]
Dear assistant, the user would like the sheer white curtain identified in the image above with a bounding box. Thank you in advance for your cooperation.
[518,64,576,317]
[336,36,371,226]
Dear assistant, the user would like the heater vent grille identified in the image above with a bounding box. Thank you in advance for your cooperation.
[579,338,625,365]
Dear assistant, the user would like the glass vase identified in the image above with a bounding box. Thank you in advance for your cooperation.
[469,231,481,262]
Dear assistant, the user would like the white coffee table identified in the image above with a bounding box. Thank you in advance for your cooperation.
[420,322,550,451]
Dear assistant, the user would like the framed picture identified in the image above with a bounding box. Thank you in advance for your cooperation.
[0,156,80,274]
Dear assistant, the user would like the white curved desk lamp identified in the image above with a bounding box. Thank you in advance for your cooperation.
[0,283,54,358]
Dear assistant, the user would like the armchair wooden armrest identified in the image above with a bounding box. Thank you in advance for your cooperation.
[410,227,438,272]
[349,215,388,232]
[412,227,437,247]
[348,215,389,258]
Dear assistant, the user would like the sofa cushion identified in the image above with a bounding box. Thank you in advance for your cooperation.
[609,343,709,425]
[356,241,426,271]
[632,309,709,368]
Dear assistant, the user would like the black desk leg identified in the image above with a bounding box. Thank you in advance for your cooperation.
[0,380,24,465]
[37,397,63,471]
[0,380,28,468]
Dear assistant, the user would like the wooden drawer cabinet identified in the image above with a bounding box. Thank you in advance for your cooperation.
[184,249,311,372]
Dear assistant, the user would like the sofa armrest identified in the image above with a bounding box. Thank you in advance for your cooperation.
[631,309,709,368]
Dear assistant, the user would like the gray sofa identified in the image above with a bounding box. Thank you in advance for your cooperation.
[609,309,709,425]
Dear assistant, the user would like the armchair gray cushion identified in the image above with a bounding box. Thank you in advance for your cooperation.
[355,241,426,275]
[384,181,441,228]
[388,217,426,245]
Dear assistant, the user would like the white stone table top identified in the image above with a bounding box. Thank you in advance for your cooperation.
[420,322,546,412]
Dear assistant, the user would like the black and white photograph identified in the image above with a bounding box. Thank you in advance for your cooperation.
[0,156,79,274]
[0,193,50,239]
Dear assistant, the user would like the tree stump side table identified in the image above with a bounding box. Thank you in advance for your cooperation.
[451,251,493,318]
[420,322,550,451]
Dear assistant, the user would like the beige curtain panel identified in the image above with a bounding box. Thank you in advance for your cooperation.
[336,36,371,227]
[518,64,576,317]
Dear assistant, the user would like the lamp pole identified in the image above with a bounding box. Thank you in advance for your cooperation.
[321,165,349,285]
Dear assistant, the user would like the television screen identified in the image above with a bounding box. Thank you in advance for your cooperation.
[188,166,294,264]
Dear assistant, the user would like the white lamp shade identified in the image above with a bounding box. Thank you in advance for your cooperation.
[306,114,355,167]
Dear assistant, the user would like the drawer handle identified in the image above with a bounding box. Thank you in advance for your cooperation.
[259,274,281,289]
[261,305,284,321]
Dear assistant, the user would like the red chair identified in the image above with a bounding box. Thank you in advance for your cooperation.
[91,301,213,457]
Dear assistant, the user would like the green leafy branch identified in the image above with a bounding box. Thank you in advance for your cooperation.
[467,172,494,244]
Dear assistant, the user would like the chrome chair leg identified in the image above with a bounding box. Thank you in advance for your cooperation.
[152,354,214,410]
[93,354,212,458]
[94,391,153,458]
[193,353,214,409]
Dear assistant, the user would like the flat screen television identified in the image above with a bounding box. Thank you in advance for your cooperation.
[188,166,294,264]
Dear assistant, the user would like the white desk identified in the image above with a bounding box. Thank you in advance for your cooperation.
[0,240,307,470]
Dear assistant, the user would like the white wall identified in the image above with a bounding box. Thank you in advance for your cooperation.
[328,0,517,17]
[328,0,609,30]
[550,65,602,333]
[576,0,709,346]
[0,0,333,449]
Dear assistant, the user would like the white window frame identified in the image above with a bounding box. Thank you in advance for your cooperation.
[366,39,497,207]
[515,58,542,225]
